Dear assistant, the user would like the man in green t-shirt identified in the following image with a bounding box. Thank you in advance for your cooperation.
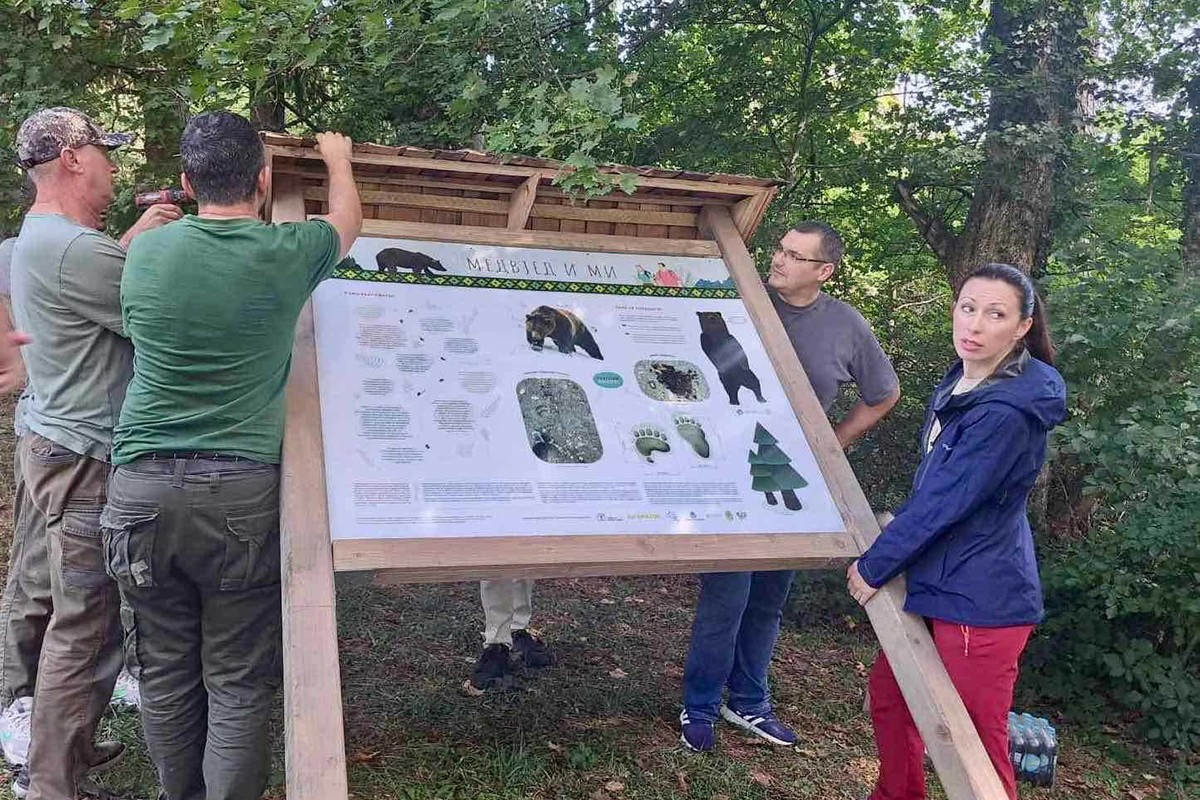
[103,111,361,800]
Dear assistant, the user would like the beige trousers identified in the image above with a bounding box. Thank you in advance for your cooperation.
[479,579,534,646]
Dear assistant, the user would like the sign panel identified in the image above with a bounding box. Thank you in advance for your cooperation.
[312,236,846,539]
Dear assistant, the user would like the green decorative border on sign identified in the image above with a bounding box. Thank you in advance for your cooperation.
[329,267,740,299]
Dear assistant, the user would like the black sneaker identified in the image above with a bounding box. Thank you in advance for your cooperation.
[469,643,511,691]
[511,630,554,668]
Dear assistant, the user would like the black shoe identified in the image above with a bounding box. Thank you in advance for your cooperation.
[469,643,511,690]
[511,630,554,668]
[12,741,126,799]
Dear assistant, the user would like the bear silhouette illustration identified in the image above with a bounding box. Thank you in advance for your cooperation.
[525,306,604,360]
[375,248,447,277]
[697,311,764,405]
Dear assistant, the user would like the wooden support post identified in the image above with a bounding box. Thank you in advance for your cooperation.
[701,204,1008,800]
[507,174,540,230]
[274,174,350,800]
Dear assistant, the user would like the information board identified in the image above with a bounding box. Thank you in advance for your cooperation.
[312,236,845,540]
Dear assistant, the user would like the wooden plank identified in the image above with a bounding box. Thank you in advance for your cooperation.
[731,187,778,241]
[531,203,697,228]
[273,164,743,209]
[304,187,509,215]
[507,175,540,230]
[357,219,720,256]
[264,144,766,197]
[459,190,486,228]
[273,175,349,800]
[274,165,519,196]
[335,532,854,579]
[701,204,1006,800]
[304,186,702,228]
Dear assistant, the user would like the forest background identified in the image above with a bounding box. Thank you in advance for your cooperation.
[0,1,1197,797]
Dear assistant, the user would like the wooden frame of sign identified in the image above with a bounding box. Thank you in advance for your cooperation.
[265,133,1009,800]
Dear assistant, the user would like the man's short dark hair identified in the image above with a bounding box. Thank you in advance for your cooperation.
[180,111,264,205]
[789,220,844,266]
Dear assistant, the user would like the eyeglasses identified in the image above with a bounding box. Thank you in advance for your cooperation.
[773,248,830,266]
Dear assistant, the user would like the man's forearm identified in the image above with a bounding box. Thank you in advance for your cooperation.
[834,389,900,450]
[325,160,363,257]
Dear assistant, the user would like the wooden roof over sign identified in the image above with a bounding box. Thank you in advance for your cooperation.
[261,133,779,250]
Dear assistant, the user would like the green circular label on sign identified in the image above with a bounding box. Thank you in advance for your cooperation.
[594,372,623,389]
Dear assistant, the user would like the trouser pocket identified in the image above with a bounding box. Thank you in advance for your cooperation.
[101,503,159,589]
[220,507,281,591]
[61,503,111,590]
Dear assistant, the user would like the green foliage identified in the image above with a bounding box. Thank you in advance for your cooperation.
[1026,216,1200,750]
[483,67,643,197]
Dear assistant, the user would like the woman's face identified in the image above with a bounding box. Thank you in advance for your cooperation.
[952,277,1033,368]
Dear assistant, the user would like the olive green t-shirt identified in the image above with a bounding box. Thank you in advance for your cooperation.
[112,216,340,465]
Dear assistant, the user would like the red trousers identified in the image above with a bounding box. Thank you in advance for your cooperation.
[867,620,1034,800]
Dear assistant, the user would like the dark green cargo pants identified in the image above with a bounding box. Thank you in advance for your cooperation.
[102,457,283,800]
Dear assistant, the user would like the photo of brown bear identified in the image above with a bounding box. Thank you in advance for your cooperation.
[375,247,448,277]
[525,305,604,360]
[697,311,765,405]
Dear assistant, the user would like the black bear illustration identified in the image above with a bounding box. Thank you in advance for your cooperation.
[375,248,447,277]
[697,311,765,405]
[525,306,604,360]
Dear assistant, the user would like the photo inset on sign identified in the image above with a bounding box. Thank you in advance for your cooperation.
[516,377,603,464]
[634,359,710,402]
[524,306,604,360]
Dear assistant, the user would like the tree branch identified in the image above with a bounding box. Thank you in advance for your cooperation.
[894,179,956,265]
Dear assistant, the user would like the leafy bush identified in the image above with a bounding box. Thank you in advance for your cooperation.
[1026,248,1200,751]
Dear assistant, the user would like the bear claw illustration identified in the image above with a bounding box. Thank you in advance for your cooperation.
[633,426,671,463]
[673,414,710,458]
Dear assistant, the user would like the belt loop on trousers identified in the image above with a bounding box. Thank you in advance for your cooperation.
[172,459,185,488]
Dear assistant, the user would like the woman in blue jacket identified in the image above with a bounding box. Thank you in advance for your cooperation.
[847,263,1066,800]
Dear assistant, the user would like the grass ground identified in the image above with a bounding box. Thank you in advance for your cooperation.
[0,397,1192,799]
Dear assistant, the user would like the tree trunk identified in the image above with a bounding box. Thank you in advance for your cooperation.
[142,92,187,175]
[895,0,1087,289]
[250,78,285,132]
[1183,73,1200,277]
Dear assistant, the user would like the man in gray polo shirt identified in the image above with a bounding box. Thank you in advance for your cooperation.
[9,107,180,800]
[679,220,899,753]
[0,237,140,778]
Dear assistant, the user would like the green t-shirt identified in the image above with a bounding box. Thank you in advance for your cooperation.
[112,216,340,465]
[10,214,132,461]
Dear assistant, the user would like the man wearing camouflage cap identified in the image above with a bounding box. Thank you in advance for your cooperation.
[9,106,180,800]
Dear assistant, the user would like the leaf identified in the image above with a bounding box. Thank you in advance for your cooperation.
[608,667,628,679]
[603,781,625,793]
[751,770,773,787]
[141,26,176,52]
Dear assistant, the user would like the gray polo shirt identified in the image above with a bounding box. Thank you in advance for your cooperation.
[770,290,898,413]
[10,214,132,461]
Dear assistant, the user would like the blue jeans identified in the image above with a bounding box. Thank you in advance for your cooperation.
[682,570,795,723]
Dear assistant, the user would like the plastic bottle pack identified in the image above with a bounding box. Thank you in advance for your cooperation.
[1008,711,1057,786]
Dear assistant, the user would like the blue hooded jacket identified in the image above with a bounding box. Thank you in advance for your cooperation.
[856,349,1067,627]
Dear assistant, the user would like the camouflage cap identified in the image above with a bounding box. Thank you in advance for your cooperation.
[15,107,132,169]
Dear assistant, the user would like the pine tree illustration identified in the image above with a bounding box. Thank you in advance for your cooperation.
[748,423,808,511]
